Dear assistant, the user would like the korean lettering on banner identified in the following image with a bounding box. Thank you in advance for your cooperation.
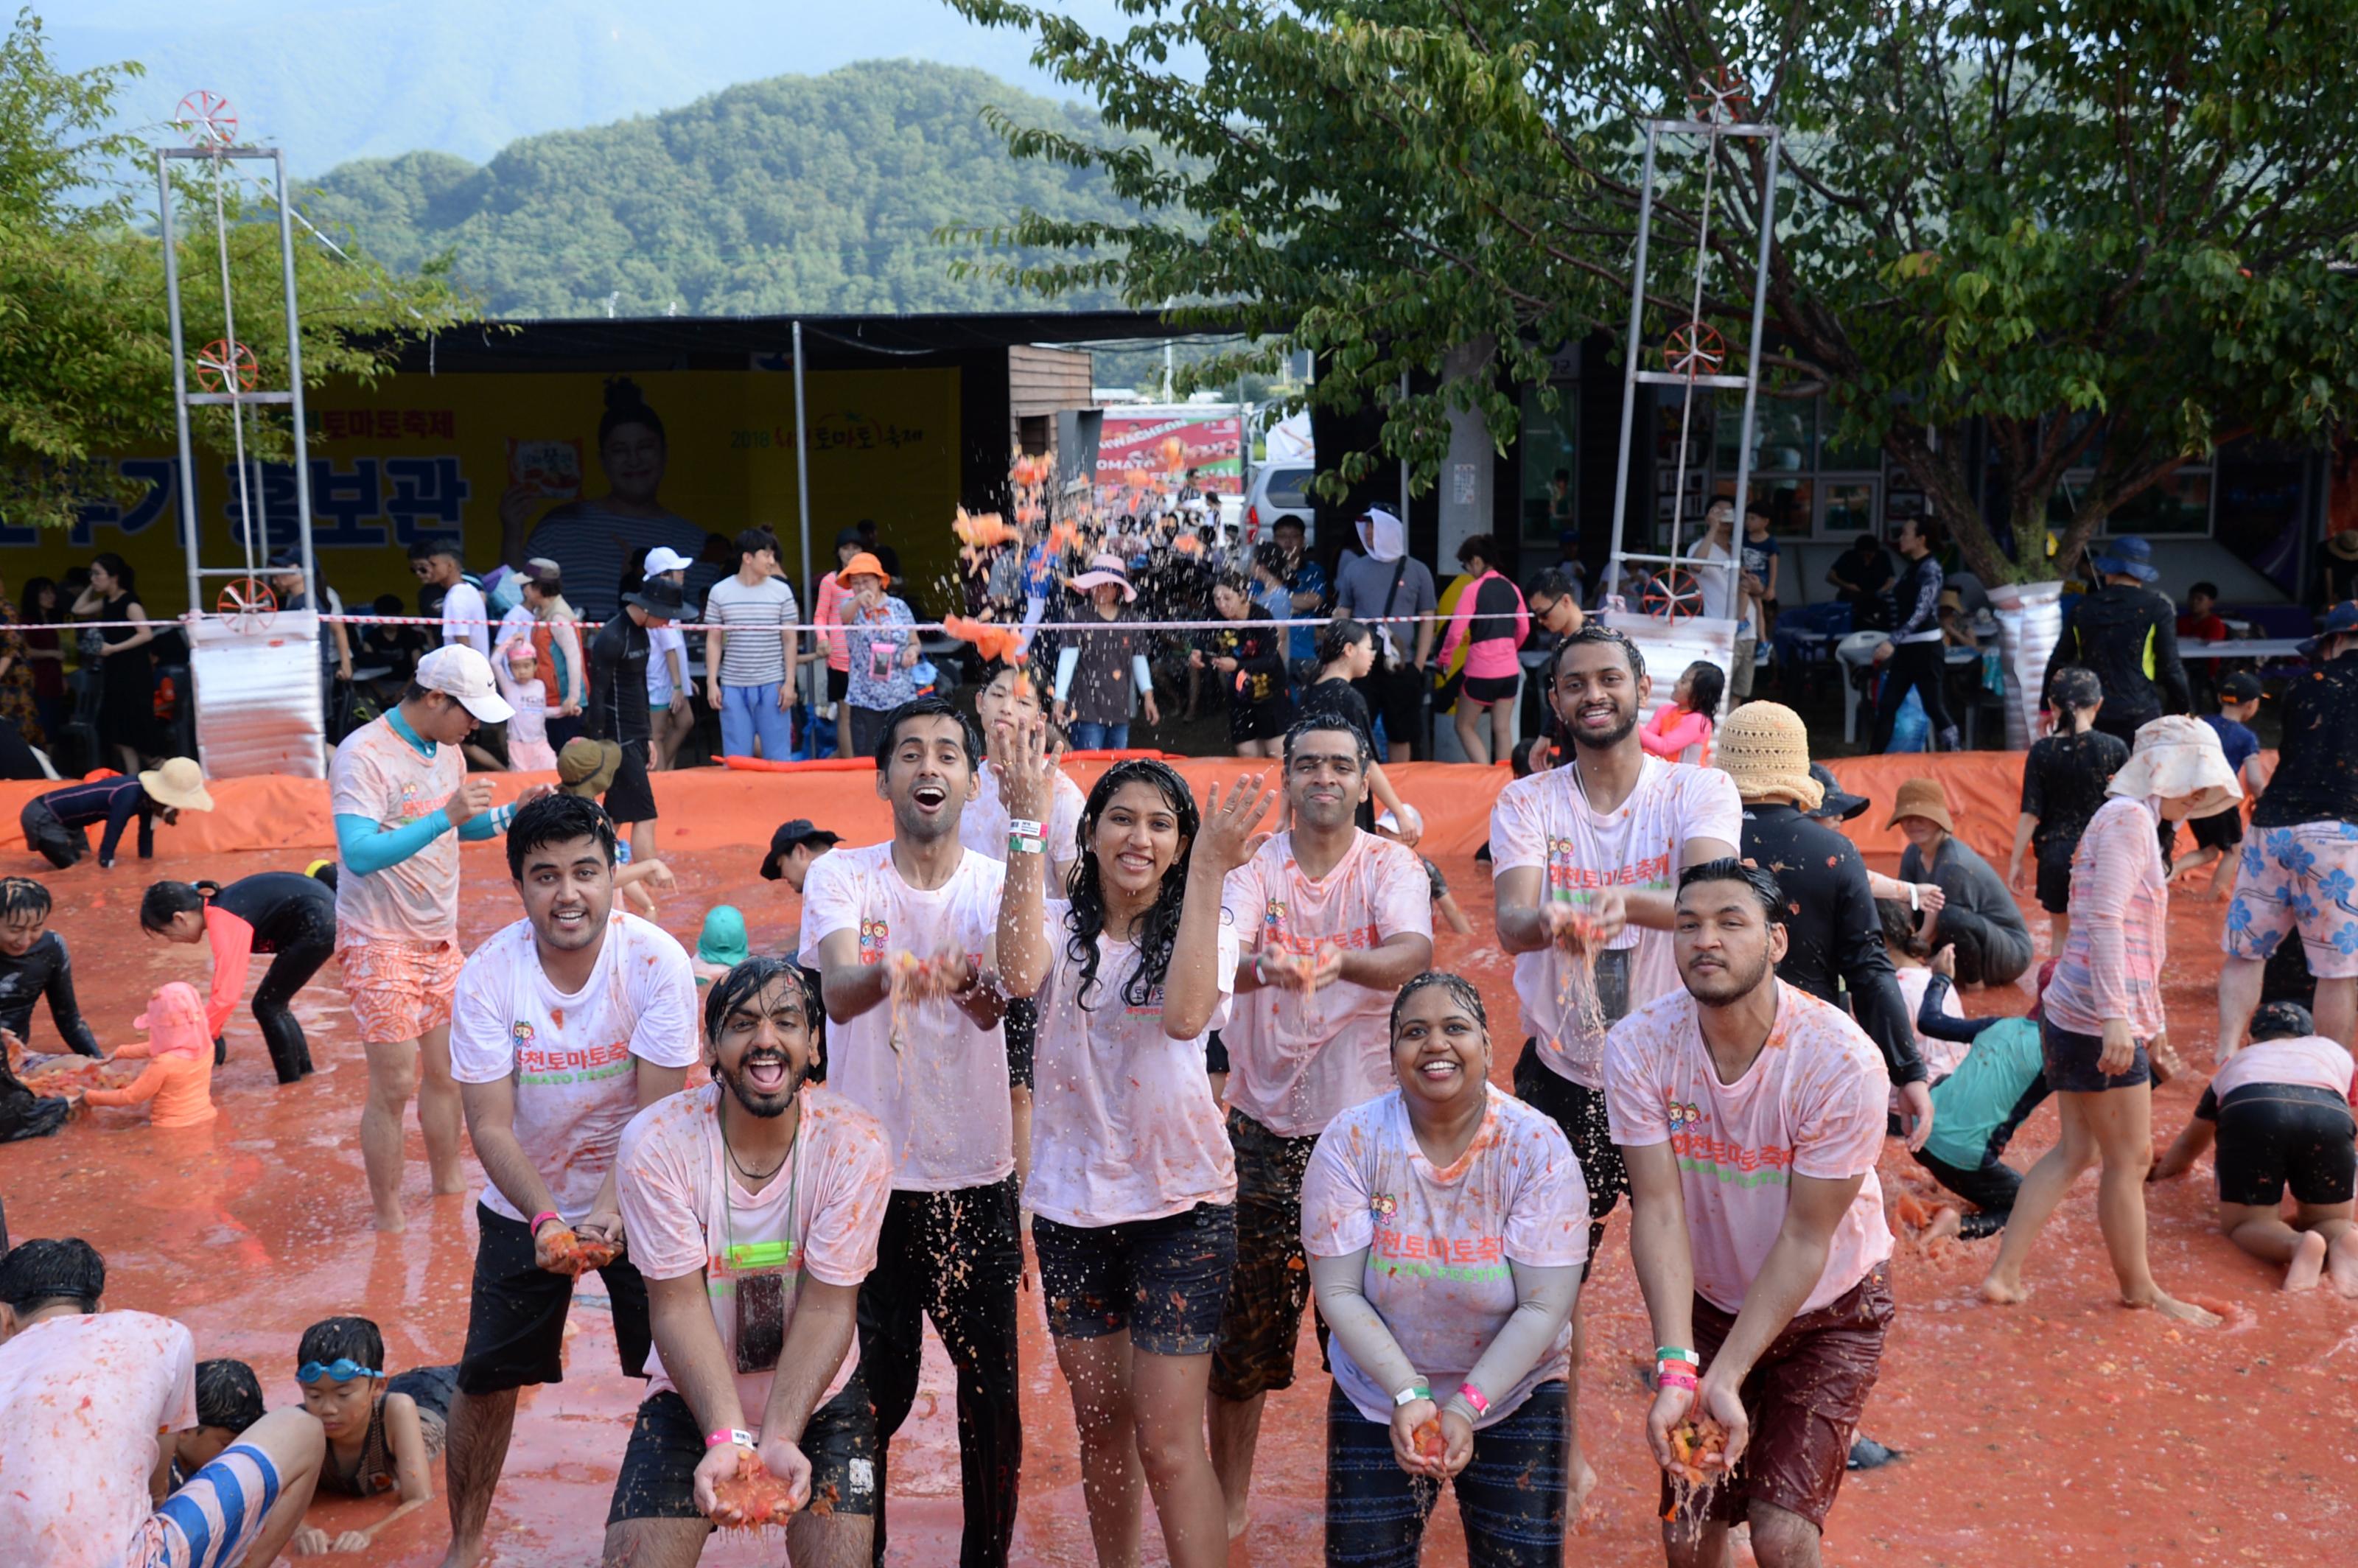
[9,458,180,548]
[214,457,469,548]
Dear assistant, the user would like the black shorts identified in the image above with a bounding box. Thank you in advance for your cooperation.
[1205,1029,1230,1076]
[1512,1040,1617,1275]
[2199,1082,2358,1207]
[606,1380,878,1525]
[1356,666,1425,757]
[1209,1110,1323,1401]
[1228,696,1295,744]
[1460,672,1521,704]
[1035,1203,1236,1354]
[827,666,849,704]
[2035,857,2072,916]
[2038,1018,2149,1095]
[456,1204,652,1396]
[601,738,657,827]
[2191,808,2244,853]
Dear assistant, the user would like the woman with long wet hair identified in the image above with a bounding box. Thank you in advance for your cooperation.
[995,725,1273,1568]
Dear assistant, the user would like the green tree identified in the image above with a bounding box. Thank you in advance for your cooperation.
[0,8,472,533]
[945,0,2358,583]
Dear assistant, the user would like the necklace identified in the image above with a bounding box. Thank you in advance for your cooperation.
[722,1099,794,1183]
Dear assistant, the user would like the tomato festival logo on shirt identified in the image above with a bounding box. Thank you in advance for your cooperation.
[517,1035,632,1087]
[1544,833,1672,897]
[511,1021,536,1049]
[1369,1218,1509,1285]
[1369,1192,1398,1219]
[858,917,889,965]
[1664,1091,1794,1189]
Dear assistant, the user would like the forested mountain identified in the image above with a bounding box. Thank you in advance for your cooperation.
[298,60,1136,319]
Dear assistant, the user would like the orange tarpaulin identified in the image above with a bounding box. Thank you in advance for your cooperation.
[9,749,2228,871]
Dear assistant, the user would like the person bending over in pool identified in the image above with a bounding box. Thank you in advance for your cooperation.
[2150,1001,2358,1296]
[141,867,337,1082]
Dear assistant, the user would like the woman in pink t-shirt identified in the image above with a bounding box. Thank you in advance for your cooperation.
[995,727,1270,1568]
[2151,998,2358,1294]
[1436,535,1531,766]
[1981,716,2243,1321]
[1302,971,1586,1564]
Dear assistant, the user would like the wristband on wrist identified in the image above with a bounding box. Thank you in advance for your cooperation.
[1657,1370,1698,1390]
[704,1427,757,1452]
[1006,817,1045,839]
[1458,1381,1490,1418]
[1392,1383,1432,1408]
[1007,830,1045,856]
[531,1210,562,1235]
[1655,1346,1698,1366]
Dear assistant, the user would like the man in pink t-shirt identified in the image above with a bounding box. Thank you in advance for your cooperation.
[1605,860,1895,1567]
[605,958,893,1562]
[1209,718,1434,1538]
[0,1238,326,1568]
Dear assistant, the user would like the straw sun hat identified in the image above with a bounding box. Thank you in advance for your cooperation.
[137,756,215,813]
[2107,714,2243,816]
[1713,702,1824,811]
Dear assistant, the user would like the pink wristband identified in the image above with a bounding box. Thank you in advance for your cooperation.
[1458,1381,1490,1418]
[706,1427,755,1451]
[531,1210,562,1234]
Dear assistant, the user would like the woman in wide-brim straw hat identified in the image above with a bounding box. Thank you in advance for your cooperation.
[1980,715,2242,1323]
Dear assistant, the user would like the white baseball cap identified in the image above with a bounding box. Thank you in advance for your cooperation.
[416,645,515,723]
[643,546,694,574]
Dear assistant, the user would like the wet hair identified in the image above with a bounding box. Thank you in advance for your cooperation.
[873,694,982,771]
[701,956,825,1083]
[1282,715,1371,770]
[195,1359,265,1432]
[1456,533,1501,568]
[1875,899,1928,957]
[598,377,665,447]
[19,576,57,620]
[296,1315,385,1372]
[2250,1001,2315,1042]
[405,537,461,564]
[139,879,222,934]
[0,876,52,924]
[1550,620,1645,685]
[1388,970,1488,1040]
[2049,664,2102,712]
[734,527,781,563]
[1523,568,1570,606]
[1677,857,1785,923]
[1064,760,1200,1009]
[505,792,618,880]
[0,1237,104,1312]
[1315,617,1372,668]
[1677,660,1724,716]
[89,552,136,595]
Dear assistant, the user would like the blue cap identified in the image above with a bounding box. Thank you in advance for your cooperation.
[2299,600,2358,659]
[2091,535,2159,583]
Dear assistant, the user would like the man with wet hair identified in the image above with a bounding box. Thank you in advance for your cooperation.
[0,1236,327,1568]
[439,791,700,1568]
[606,957,892,1563]
[1608,860,1896,1568]
[797,694,1021,1567]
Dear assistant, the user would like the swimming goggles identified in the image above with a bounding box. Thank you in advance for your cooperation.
[297,1359,382,1384]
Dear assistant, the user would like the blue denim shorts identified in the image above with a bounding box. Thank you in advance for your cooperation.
[1035,1202,1236,1355]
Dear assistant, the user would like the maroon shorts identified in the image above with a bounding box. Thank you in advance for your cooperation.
[1662,1263,1895,1531]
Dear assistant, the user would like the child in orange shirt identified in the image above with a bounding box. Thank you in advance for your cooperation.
[82,981,217,1128]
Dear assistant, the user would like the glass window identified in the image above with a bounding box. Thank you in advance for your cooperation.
[1519,383,1578,546]
[1818,400,1882,471]
[1822,479,1878,536]
[1264,468,1314,508]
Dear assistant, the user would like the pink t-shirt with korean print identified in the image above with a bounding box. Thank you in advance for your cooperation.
[1301,1085,1589,1428]
[447,911,702,1225]
[1027,902,1240,1227]
[330,712,466,943]
[1490,756,1743,1088]
[1220,831,1434,1138]
[796,841,1013,1191]
[618,1082,892,1427]
[0,1311,197,1568]
[1603,980,1892,1315]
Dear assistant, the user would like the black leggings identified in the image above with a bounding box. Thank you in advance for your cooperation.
[1911,1147,2020,1239]
[1872,639,1957,752]
[252,937,334,1083]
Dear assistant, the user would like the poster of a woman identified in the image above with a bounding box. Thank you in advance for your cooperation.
[499,377,708,620]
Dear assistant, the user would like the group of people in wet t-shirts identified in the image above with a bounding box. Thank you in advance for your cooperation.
[10,600,2358,1568]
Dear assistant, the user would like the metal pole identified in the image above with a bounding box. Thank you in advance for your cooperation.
[1724,129,1783,551]
[273,151,316,608]
[157,152,203,618]
[1398,371,1412,517]
[791,321,815,689]
[1606,125,1662,594]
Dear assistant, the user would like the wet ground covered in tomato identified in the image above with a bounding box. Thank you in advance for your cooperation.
[6,841,2355,1566]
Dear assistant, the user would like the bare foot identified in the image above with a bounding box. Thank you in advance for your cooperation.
[1923,1206,1962,1245]
[2284,1231,2330,1292]
[1979,1270,2029,1306]
[2328,1231,2358,1299]
[1567,1448,1600,1520]
[437,1538,486,1568]
[432,1168,469,1197]
[2130,1291,2222,1326]
[373,1208,407,1234]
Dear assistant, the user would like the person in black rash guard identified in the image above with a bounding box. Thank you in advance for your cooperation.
[140,869,338,1083]
[0,876,102,1057]
[2043,535,2190,747]
[18,758,214,869]
[1867,517,1959,753]
[586,575,676,872]
[2006,665,2128,951]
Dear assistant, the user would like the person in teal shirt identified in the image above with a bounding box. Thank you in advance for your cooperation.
[1896,946,2054,1242]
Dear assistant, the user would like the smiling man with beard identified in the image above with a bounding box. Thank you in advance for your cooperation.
[440,792,702,1568]
[604,958,892,1566]
[795,694,1021,1568]
[1207,719,1433,1540]
[1606,861,1894,1568]
[1488,622,1741,1512]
